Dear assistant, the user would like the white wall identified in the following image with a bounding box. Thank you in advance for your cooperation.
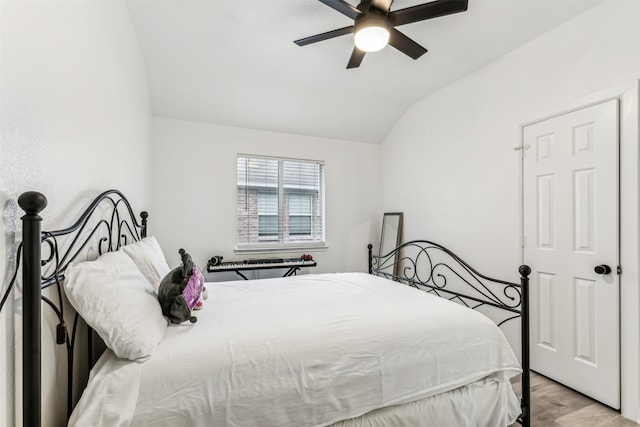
[381,0,640,419]
[0,2,152,426]
[151,117,381,277]
[384,0,640,279]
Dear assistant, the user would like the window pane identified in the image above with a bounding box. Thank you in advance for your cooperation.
[258,192,278,236]
[238,157,278,189]
[288,193,312,215]
[288,193,312,236]
[258,192,278,215]
[289,216,311,236]
[283,161,319,191]
[258,215,278,236]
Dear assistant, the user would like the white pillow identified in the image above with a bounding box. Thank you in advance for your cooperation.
[64,251,167,361]
[120,236,171,290]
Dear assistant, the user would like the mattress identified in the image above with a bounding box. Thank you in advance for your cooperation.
[69,272,521,426]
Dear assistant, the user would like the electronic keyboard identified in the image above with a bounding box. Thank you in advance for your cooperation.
[206,258,316,280]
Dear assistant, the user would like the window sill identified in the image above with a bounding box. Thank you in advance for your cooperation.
[234,244,328,255]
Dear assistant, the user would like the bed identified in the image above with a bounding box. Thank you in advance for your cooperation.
[13,189,531,427]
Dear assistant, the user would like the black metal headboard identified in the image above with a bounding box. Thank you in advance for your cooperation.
[17,189,148,426]
[368,240,531,427]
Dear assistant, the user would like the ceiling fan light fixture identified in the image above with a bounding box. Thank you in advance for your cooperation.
[354,15,389,52]
[294,0,469,68]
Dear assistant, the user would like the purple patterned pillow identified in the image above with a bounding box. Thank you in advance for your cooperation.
[182,265,204,311]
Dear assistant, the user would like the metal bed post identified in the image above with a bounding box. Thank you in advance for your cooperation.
[18,191,48,427]
[519,264,531,427]
[140,211,148,238]
[367,244,373,274]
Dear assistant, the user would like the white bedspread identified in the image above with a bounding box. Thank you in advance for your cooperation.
[69,272,521,427]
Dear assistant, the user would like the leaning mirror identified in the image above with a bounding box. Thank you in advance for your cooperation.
[379,212,403,277]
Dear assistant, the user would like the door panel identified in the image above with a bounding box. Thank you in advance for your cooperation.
[523,99,620,408]
[537,272,556,350]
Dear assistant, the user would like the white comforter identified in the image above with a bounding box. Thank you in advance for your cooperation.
[70,272,521,427]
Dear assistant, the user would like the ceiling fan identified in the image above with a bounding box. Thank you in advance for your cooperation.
[294,0,469,69]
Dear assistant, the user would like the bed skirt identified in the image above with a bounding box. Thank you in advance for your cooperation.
[333,375,520,427]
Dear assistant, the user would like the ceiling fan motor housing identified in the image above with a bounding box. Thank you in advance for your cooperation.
[354,11,390,52]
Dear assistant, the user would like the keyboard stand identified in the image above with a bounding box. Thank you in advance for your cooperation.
[233,270,250,281]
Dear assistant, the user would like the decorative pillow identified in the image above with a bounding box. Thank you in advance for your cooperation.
[120,236,171,290]
[157,249,204,324]
[182,265,205,311]
[64,251,168,361]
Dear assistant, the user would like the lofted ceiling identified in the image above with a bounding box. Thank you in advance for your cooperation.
[126,0,602,144]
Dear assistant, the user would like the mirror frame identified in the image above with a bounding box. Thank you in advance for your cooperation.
[379,212,403,277]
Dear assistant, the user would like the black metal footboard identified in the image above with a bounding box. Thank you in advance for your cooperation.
[368,241,531,427]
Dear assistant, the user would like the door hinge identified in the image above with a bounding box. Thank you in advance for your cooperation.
[617,265,622,275]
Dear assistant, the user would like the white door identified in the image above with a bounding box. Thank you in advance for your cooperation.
[523,99,620,408]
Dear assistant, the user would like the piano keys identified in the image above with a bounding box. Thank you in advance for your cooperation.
[206,257,317,280]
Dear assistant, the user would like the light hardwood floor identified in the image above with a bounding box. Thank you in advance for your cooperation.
[510,372,638,427]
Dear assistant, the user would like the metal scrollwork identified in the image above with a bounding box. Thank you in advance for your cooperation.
[369,240,523,325]
[34,190,147,418]
[369,243,530,427]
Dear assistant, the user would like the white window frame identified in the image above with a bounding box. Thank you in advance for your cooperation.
[236,154,326,253]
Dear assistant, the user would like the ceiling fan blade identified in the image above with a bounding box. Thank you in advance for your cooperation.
[390,0,468,27]
[319,0,362,20]
[294,26,354,46]
[388,28,427,60]
[346,48,366,69]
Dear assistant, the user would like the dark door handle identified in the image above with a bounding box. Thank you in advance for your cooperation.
[594,265,612,275]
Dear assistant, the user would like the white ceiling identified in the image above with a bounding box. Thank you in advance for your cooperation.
[126,0,602,144]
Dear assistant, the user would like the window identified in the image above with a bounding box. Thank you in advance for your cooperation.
[237,155,325,250]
